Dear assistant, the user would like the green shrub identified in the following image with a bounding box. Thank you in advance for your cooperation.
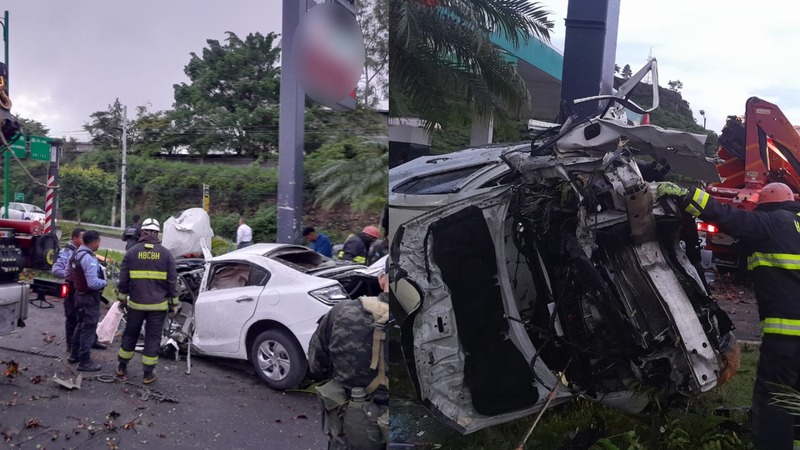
[211,236,234,256]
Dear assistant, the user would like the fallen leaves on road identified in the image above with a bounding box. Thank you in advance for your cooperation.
[293,415,308,420]
[1,427,19,442]
[123,420,137,431]
[30,375,43,384]
[4,360,19,377]
[42,332,56,343]
[5,392,19,406]
[25,417,41,428]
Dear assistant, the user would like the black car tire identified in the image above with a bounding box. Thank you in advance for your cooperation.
[250,328,308,390]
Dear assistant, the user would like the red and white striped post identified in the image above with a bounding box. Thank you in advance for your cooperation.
[44,140,60,235]
[43,173,55,234]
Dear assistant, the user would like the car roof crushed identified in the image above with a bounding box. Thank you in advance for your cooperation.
[391,59,738,435]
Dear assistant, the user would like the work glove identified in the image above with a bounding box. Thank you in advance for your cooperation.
[170,301,182,317]
[115,291,128,312]
[656,182,689,198]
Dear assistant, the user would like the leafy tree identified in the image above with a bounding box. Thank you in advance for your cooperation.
[668,80,683,92]
[305,107,388,153]
[389,0,553,127]
[16,116,50,136]
[311,140,388,212]
[171,32,281,158]
[621,64,633,79]
[59,165,115,222]
[357,0,389,108]
[135,108,186,155]
[83,98,127,150]
[614,64,620,74]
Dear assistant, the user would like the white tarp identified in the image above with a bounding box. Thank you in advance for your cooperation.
[161,208,214,257]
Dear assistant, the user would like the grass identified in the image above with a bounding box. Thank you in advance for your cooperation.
[390,337,759,450]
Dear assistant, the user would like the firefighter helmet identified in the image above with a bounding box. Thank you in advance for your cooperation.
[141,218,160,232]
[759,183,795,204]
[362,225,381,239]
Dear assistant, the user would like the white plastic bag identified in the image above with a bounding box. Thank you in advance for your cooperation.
[96,302,124,344]
[161,208,214,258]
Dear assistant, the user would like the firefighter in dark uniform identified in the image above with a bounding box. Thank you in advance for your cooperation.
[115,218,179,384]
[658,181,800,450]
[65,230,107,372]
[338,226,381,264]
[308,259,389,449]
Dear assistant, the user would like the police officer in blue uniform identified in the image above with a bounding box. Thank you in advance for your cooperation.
[65,230,107,372]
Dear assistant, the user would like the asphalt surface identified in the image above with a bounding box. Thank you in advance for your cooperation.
[0,295,326,449]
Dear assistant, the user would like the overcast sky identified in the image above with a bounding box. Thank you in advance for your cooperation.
[546,0,800,133]
[4,1,798,139]
[4,0,281,140]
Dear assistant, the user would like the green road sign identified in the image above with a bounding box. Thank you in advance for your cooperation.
[8,135,25,158]
[13,192,23,202]
[29,135,51,161]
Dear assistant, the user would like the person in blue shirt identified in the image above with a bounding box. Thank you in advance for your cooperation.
[53,228,108,354]
[303,227,333,258]
[65,230,108,372]
[52,227,85,354]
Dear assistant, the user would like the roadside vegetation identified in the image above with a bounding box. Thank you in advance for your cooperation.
[1,0,389,245]
[390,342,758,449]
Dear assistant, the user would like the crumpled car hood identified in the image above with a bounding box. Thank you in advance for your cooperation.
[553,118,720,182]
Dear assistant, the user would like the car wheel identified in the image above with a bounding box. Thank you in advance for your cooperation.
[250,328,307,390]
[36,234,59,269]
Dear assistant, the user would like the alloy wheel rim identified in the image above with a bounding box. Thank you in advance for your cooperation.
[258,340,291,381]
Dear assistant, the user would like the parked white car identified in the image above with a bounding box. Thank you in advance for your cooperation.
[173,243,376,390]
[0,202,46,222]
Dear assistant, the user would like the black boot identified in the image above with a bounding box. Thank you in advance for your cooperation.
[77,361,102,372]
[143,371,157,384]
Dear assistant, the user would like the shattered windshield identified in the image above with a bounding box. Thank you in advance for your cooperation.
[266,247,336,272]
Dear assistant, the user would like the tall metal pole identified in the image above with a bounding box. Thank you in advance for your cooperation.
[2,11,8,219]
[121,105,127,230]
[277,0,307,244]
[559,0,620,122]
[3,11,7,94]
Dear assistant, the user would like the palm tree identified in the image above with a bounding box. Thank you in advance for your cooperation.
[312,142,389,213]
[390,0,554,127]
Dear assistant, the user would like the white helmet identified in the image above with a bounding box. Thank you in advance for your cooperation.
[141,218,160,232]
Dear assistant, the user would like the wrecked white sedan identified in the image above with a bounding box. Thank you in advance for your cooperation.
[390,110,740,434]
[162,243,379,390]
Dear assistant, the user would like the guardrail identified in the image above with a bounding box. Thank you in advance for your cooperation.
[58,220,123,232]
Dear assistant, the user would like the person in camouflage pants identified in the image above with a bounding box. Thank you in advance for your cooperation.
[308,262,389,450]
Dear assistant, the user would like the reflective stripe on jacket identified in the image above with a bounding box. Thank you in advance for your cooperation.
[339,233,373,264]
[682,187,800,333]
[118,237,178,311]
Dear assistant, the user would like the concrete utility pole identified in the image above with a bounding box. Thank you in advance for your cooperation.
[121,105,127,230]
[2,11,9,219]
[559,0,621,121]
[276,0,307,244]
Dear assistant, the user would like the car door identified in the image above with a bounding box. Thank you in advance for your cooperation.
[193,260,269,354]
[6,202,23,220]
[392,186,575,434]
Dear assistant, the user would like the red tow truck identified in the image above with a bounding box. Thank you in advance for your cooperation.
[699,97,800,270]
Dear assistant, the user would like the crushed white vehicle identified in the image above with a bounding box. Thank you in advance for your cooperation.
[390,63,740,434]
[122,210,380,390]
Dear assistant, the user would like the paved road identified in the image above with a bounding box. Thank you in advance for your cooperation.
[98,234,127,253]
[0,297,326,449]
